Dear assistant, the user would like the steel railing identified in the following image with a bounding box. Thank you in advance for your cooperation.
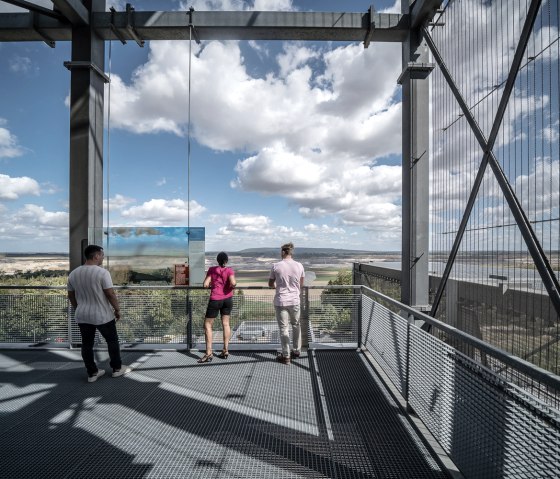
[1,283,559,477]
[360,285,560,479]
[0,285,360,349]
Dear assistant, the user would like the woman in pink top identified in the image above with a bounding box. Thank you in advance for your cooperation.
[198,252,236,363]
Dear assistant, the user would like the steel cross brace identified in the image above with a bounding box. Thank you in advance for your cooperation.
[423,0,560,322]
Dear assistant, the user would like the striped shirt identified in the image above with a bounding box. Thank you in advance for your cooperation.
[67,265,115,325]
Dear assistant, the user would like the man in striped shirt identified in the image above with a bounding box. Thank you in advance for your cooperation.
[68,244,130,382]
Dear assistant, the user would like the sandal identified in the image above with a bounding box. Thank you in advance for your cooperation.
[217,349,229,359]
[198,353,213,363]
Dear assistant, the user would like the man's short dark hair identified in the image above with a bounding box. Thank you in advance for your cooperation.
[84,244,103,260]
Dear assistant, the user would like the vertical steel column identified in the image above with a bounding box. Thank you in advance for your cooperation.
[68,0,106,270]
[400,21,430,309]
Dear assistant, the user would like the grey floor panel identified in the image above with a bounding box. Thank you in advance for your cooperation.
[0,349,450,478]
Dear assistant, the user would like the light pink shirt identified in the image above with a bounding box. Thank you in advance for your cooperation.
[270,258,305,306]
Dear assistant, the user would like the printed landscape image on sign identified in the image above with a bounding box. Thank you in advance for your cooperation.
[102,226,205,285]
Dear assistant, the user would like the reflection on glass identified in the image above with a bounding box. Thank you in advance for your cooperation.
[95,226,205,285]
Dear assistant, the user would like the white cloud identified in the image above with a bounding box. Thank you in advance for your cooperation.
[103,194,136,213]
[232,144,326,194]
[180,0,294,11]
[0,120,26,159]
[14,204,68,227]
[0,174,40,200]
[103,7,403,238]
[277,44,319,77]
[0,204,68,251]
[216,214,271,235]
[304,223,345,235]
[211,213,310,248]
[9,56,32,74]
[120,198,206,225]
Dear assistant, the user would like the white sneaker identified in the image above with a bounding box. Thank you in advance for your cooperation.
[112,365,132,378]
[88,369,106,383]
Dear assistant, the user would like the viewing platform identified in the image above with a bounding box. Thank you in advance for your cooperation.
[0,348,454,479]
[1,284,558,478]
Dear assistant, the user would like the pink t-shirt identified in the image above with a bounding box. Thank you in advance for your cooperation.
[270,258,305,306]
[207,266,235,300]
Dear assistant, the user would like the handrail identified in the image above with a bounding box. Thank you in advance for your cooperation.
[0,284,362,290]
[3,282,555,391]
[360,284,560,392]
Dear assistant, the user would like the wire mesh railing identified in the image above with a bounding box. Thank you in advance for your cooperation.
[360,284,560,479]
[1,282,559,477]
[0,285,360,348]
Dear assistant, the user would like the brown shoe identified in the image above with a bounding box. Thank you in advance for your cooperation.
[290,350,301,359]
[276,354,291,365]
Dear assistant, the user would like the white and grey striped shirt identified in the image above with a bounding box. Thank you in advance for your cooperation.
[67,265,115,325]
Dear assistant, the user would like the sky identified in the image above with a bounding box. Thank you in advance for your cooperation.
[0,0,404,253]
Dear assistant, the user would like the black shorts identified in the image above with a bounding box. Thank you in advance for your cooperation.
[205,297,233,319]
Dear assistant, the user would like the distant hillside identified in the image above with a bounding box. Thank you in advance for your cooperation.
[219,247,396,257]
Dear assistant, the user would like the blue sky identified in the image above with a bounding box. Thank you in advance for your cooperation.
[0,0,404,253]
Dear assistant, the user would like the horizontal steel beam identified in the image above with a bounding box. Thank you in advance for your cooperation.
[51,0,89,26]
[0,10,408,42]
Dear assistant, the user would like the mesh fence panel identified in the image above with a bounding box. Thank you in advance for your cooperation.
[0,287,359,347]
[361,289,560,479]
[0,292,69,343]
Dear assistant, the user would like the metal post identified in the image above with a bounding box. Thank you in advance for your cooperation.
[68,0,106,271]
[301,286,309,349]
[186,289,193,350]
[400,13,430,309]
[67,303,73,349]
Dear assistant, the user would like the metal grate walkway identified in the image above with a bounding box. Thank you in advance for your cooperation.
[0,349,451,478]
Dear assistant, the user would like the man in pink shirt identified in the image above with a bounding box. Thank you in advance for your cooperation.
[269,242,305,364]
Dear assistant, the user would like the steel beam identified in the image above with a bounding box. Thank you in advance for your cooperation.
[0,0,64,20]
[410,0,443,29]
[0,10,408,42]
[52,0,89,26]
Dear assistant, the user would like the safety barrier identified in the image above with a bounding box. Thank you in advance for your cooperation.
[0,285,359,348]
[1,283,558,477]
[360,285,560,479]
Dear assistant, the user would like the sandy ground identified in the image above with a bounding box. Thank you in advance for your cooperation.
[0,256,69,275]
[0,256,343,287]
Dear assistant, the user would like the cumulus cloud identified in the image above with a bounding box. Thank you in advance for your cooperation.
[0,204,68,252]
[107,31,403,237]
[212,213,310,248]
[215,214,272,235]
[0,120,26,159]
[0,174,40,200]
[14,204,68,227]
[103,194,136,211]
[120,198,206,226]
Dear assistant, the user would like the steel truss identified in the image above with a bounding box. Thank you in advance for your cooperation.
[425,0,560,321]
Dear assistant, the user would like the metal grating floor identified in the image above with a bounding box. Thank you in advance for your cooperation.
[0,349,450,478]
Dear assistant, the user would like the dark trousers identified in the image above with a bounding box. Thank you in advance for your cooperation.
[79,320,122,375]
